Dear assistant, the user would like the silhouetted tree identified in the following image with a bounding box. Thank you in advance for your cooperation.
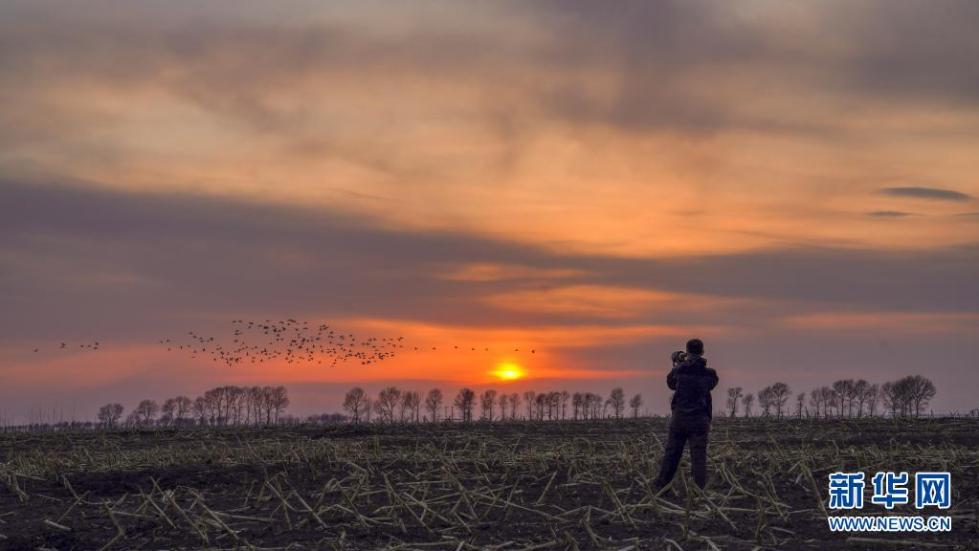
[97,403,124,428]
[881,381,900,416]
[726,387,743,418]
[808,388,825,418]
[534,393,546,421]
[161,396,192,426]
[770,382,791,418]
[572,393,583,420]
[852,380,869,417]
[629,393,642,418]
[480,389,497,421]
[523,391,536,420]
[193,396,207,425]
[742,393,754,417]
[903,375,936,417]
[455,388,476,422]
[865,383,880,416]
[271,386,289,423]
[608,387,625,419]
[758,387,773,416]
[832,380,853,417]
[135,399,159,426]
[376,386,401,423]
[343,387,367,423]
[425,388,443,422]
[508,393,519,420]
[400,390,420,422]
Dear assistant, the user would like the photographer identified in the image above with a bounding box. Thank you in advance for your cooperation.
[654,338,718,490]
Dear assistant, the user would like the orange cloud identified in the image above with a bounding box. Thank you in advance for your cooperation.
[438,262,586,282]
[781,312,979,333]
[483,284,739,318]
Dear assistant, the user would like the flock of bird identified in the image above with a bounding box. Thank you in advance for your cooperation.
[29,318,536,368]
[160,319,404,367]
[32,341,101,353]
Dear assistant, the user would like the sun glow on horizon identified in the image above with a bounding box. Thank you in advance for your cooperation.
[491,362,525,381]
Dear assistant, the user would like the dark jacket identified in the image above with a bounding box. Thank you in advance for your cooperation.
[667,353,719,420]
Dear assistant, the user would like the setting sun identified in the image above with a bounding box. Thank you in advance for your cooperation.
[491,362,525,381]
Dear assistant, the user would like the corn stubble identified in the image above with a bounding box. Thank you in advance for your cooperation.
[0,417,976,550]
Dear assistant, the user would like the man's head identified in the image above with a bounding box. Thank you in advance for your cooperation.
[686,338,704,355]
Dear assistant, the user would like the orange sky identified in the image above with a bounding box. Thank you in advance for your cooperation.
[1,1,978,419]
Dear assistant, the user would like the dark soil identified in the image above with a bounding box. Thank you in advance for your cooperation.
[0,417,976,550]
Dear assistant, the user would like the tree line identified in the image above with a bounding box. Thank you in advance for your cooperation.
[0,373,945,433]
[724,374,937,419]
[342,386,645,423]
[96,385,290,428]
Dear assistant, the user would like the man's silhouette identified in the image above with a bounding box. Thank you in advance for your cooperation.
[654,338,718,490]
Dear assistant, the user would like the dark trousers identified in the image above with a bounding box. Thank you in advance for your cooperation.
[655,414,710,489]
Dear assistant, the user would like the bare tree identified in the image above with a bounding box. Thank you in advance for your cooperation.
[400,390,420,423]
[559,391,570,420]
[272,386,289,423]
[160,398,177,426]
[726,387,743,418]
[343,387,367,423]
[742,393,754,417]
[832,380,854,417]
[522,391,536,420]
[193,396,207,425]
[221,387,241,424]
[795,392,805,417]
[124,410,141,428]
[425,388,443,422]
[455,388,476,422]
[161,396,192,426]
[548,392,561,420]
[97,403,124,428]
[508,393,519,419]
[572,393,583,420]
[608,388,626,419]
[758,387,773,416]
[808,388,822,418]
[534,393,546,421]
[904,375,936,417]
[865,383,880,416]
[498,394,509,421]
[171,395,192,424]
[881,381,900,417]
[480,389,497,421]
[584,392,603,420]
[135,399,159,426]
[248,386,264,424]
[852,380,869,417]
[770,382,791,418]
[376,386,401,423]
[629,393,643,418]
[822,386,838,418]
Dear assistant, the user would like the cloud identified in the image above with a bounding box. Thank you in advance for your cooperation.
[781,311,979,334]
[867,210,913,218]
[3,178,978,342]
[880,187,972,202]
[2,179,979,415]
[1,0,979,414]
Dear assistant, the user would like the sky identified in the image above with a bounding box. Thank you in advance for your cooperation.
[1,0,978,421]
